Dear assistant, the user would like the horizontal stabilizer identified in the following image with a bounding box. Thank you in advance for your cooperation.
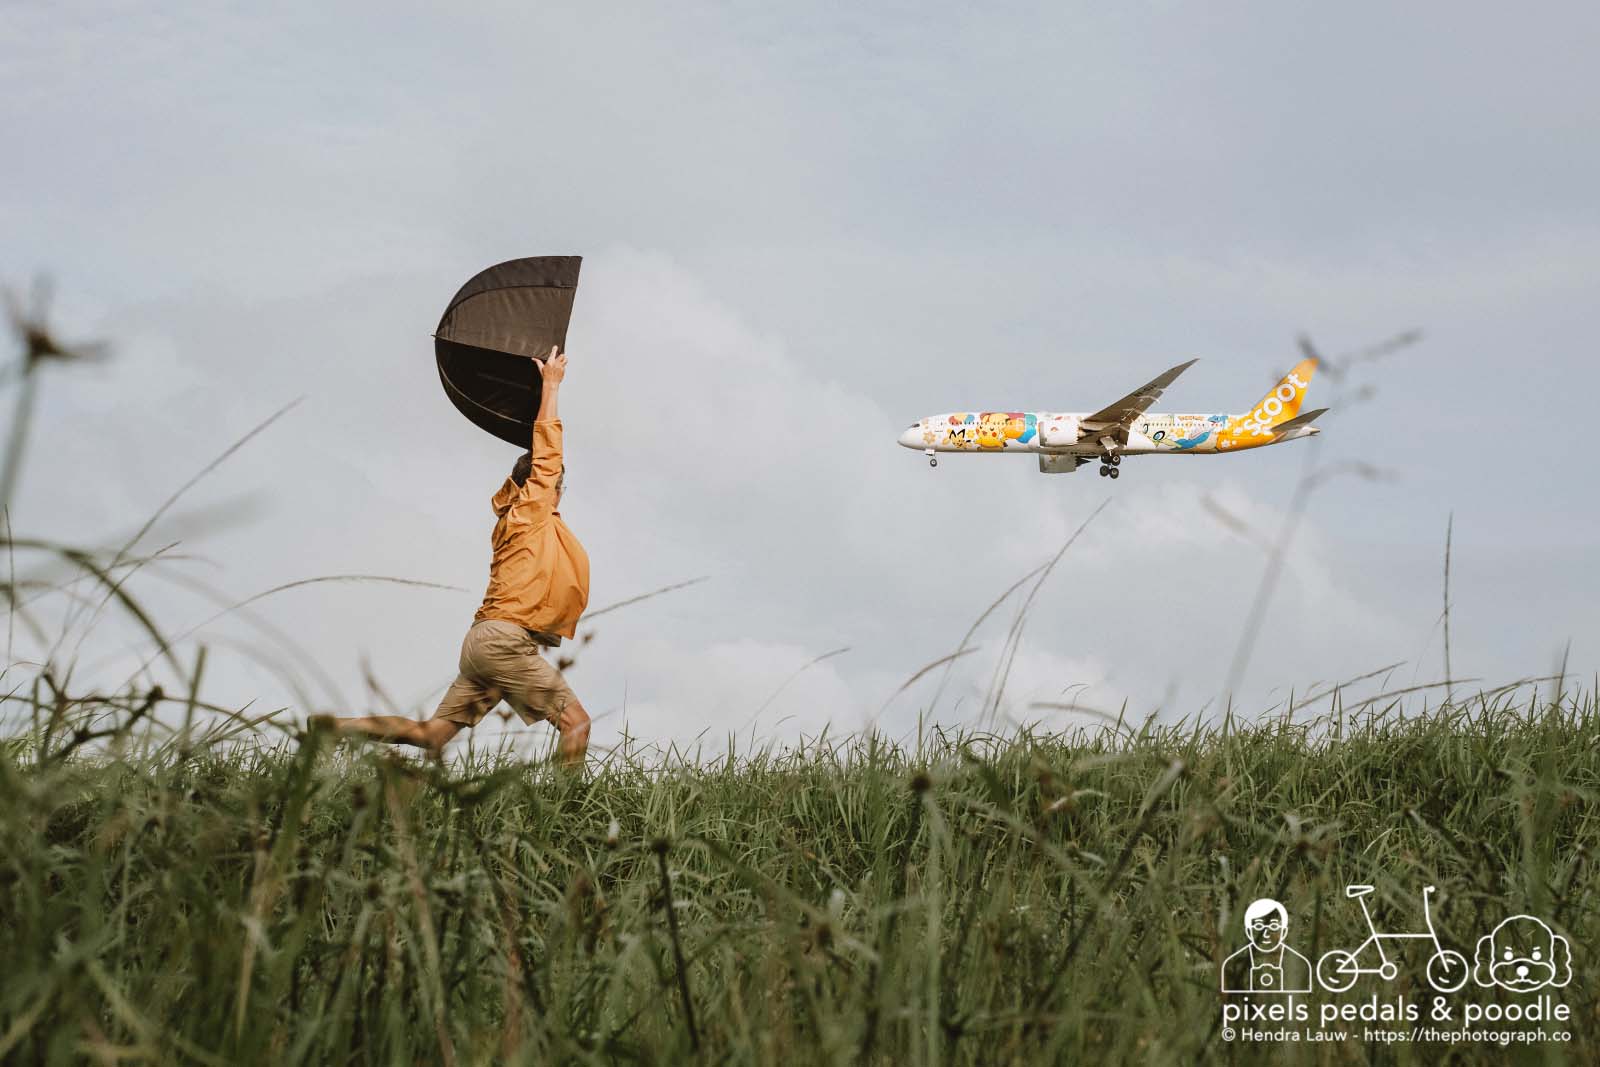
[1271,407,1328,435]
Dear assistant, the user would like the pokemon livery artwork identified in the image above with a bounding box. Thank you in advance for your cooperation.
[898,357,1325,479]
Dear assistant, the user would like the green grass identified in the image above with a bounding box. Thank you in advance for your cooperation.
[1,689,1596,1065]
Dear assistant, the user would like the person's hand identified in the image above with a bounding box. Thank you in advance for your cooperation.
[534,345,567,386]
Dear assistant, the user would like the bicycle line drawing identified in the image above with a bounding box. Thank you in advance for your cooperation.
[1315,883,1470,993]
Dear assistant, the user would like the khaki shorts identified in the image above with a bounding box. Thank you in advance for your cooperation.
[432,619,577,727]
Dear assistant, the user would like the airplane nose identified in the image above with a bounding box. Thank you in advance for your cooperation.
[898,423,924,449]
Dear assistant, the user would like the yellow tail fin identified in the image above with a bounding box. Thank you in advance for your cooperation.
[1223,357,1317,445]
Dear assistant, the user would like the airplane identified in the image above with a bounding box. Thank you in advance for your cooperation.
[896,357,1325,478]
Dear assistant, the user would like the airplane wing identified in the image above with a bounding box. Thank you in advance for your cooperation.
[1080,359,1199,431]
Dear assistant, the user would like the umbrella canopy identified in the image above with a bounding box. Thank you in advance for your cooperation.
[435,256,582,447]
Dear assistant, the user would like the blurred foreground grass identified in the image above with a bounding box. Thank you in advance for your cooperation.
[1,690,1596,1065]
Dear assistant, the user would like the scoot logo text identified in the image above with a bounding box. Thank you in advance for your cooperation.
[1234,373,1308,437]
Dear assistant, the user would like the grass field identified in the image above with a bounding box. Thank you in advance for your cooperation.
[1,686,1595,1065]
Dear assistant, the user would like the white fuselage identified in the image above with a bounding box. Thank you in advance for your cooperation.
[897,410,1315,457]
[897,358,1324,473]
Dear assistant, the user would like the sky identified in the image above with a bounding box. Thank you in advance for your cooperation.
[4,2,1597,757]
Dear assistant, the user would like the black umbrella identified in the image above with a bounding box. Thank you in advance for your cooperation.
[434,256,582,446]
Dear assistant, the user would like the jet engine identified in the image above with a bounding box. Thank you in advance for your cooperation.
[1039,454,1091,474]
[1037,415,1081,448]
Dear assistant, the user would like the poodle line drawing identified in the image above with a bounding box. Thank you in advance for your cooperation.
[1473,915,1573,993]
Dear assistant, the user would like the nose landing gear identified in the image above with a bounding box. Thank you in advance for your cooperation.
[925,449,938,468]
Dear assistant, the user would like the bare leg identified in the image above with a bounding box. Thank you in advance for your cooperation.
[552,698,590,769]
[313,714,462,756]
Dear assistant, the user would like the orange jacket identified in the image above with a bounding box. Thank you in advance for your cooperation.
[474,419,590,639]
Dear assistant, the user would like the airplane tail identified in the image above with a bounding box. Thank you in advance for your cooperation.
[1224,357,1318,444]
[1251,356,1317,425]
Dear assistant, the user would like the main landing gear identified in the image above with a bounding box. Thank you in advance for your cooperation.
[925,449,938,468]
[1098,452,1121,479]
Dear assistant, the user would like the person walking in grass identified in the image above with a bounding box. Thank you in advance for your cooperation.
[318,346,591,766]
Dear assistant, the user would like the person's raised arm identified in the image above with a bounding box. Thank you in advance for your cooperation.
[534,345,564,425]
[521,346,567,506]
